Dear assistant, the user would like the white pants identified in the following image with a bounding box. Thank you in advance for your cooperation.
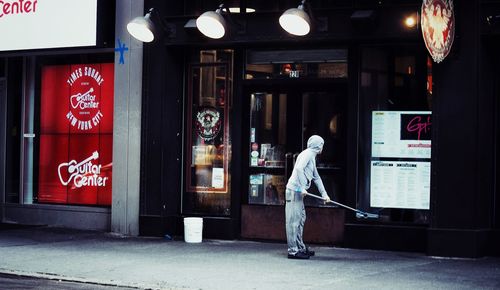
[285,189,306,255]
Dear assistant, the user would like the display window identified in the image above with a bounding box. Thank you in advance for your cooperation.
[247,89,348,207]
[183,50,233,216]
[245,49,349,207]
[358,46,432,224]
[248,92,287,206]
[37,63,114,206]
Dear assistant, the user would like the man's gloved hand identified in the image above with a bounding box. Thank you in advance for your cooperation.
[301,191,308,198]
[324,196,331,204]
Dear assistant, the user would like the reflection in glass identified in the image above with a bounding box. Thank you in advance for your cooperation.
[249,174,286,205]
[302,91,346,169]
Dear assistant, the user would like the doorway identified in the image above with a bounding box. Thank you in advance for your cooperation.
[241,81,348,242]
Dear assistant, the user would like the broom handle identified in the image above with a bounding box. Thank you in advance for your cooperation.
[303,192,365,215]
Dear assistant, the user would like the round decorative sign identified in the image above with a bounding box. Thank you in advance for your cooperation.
[421,0,455,63]
[66,66,105,131]
[195,107,222,141]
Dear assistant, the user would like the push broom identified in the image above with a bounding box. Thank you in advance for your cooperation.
[304,192,379,219]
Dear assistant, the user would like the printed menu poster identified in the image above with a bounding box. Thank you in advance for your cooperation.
[370,111,432,210]
[370,161,430,210]
[372,111,431,159]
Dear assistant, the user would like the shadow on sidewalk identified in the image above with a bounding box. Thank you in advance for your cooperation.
[0,222,44,231]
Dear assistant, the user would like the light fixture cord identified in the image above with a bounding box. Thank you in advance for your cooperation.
[216,3,226,14]
[144,7,154,19]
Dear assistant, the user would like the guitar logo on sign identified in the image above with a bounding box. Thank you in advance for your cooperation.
[57,151,109,188]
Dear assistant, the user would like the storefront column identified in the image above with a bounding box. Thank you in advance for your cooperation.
[429,1,495,257]
[111,0,144,236]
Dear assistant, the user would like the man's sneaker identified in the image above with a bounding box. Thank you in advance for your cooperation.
[287,252,310,259]
[304,249,315,256]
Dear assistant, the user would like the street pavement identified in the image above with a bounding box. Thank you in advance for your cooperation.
[0,226,499,290]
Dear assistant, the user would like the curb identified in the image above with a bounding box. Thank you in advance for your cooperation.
[0,269,148,289]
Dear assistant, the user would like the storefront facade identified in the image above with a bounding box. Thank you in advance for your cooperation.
[1,0,500,258]
[138,0,500,258]
[0,1,144,235]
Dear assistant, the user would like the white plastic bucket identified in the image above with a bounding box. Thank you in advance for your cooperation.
[184,217,203,243]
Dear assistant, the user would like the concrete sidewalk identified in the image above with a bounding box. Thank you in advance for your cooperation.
[0,226,499,290]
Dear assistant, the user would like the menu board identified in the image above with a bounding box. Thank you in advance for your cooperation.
[370,161,430,210]
[370,110,432,210]
[372,111,431,159]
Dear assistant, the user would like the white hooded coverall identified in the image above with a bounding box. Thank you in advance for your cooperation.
[285,135,329,255]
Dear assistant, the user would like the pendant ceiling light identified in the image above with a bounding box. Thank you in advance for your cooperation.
[127,8,156,43]
[279,0,311,36]
[196,4,227,39]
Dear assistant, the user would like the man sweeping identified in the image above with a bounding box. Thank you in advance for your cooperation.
[285,135,331,259]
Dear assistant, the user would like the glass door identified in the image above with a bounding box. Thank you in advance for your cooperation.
[183,49,234,216]
[247,84,348,207]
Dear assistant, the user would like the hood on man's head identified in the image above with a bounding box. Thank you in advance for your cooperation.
[307,135,324,153]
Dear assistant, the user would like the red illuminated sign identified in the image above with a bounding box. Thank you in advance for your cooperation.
[421,0,455,63]
[38,63,113,205]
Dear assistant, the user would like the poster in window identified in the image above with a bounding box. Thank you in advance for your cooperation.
[195,107,222,142]
[370,111,431,210]
[38,63,114,206]
[212,167,224,188]
[370,161,431,210]
[372,111,431,159]
[249,174,264,204]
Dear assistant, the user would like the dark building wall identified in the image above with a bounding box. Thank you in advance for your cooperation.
[140,1,185,236]
[483,1,500,256]
[429,1,496,257]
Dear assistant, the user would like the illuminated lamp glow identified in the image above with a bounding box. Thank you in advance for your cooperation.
[196,10,227,39]
[127,13,155,43]
[279,7,311,36]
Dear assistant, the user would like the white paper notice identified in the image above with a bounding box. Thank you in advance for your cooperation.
[212,167,224,189]
[372,111,431,159]
[370,161,430,209]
